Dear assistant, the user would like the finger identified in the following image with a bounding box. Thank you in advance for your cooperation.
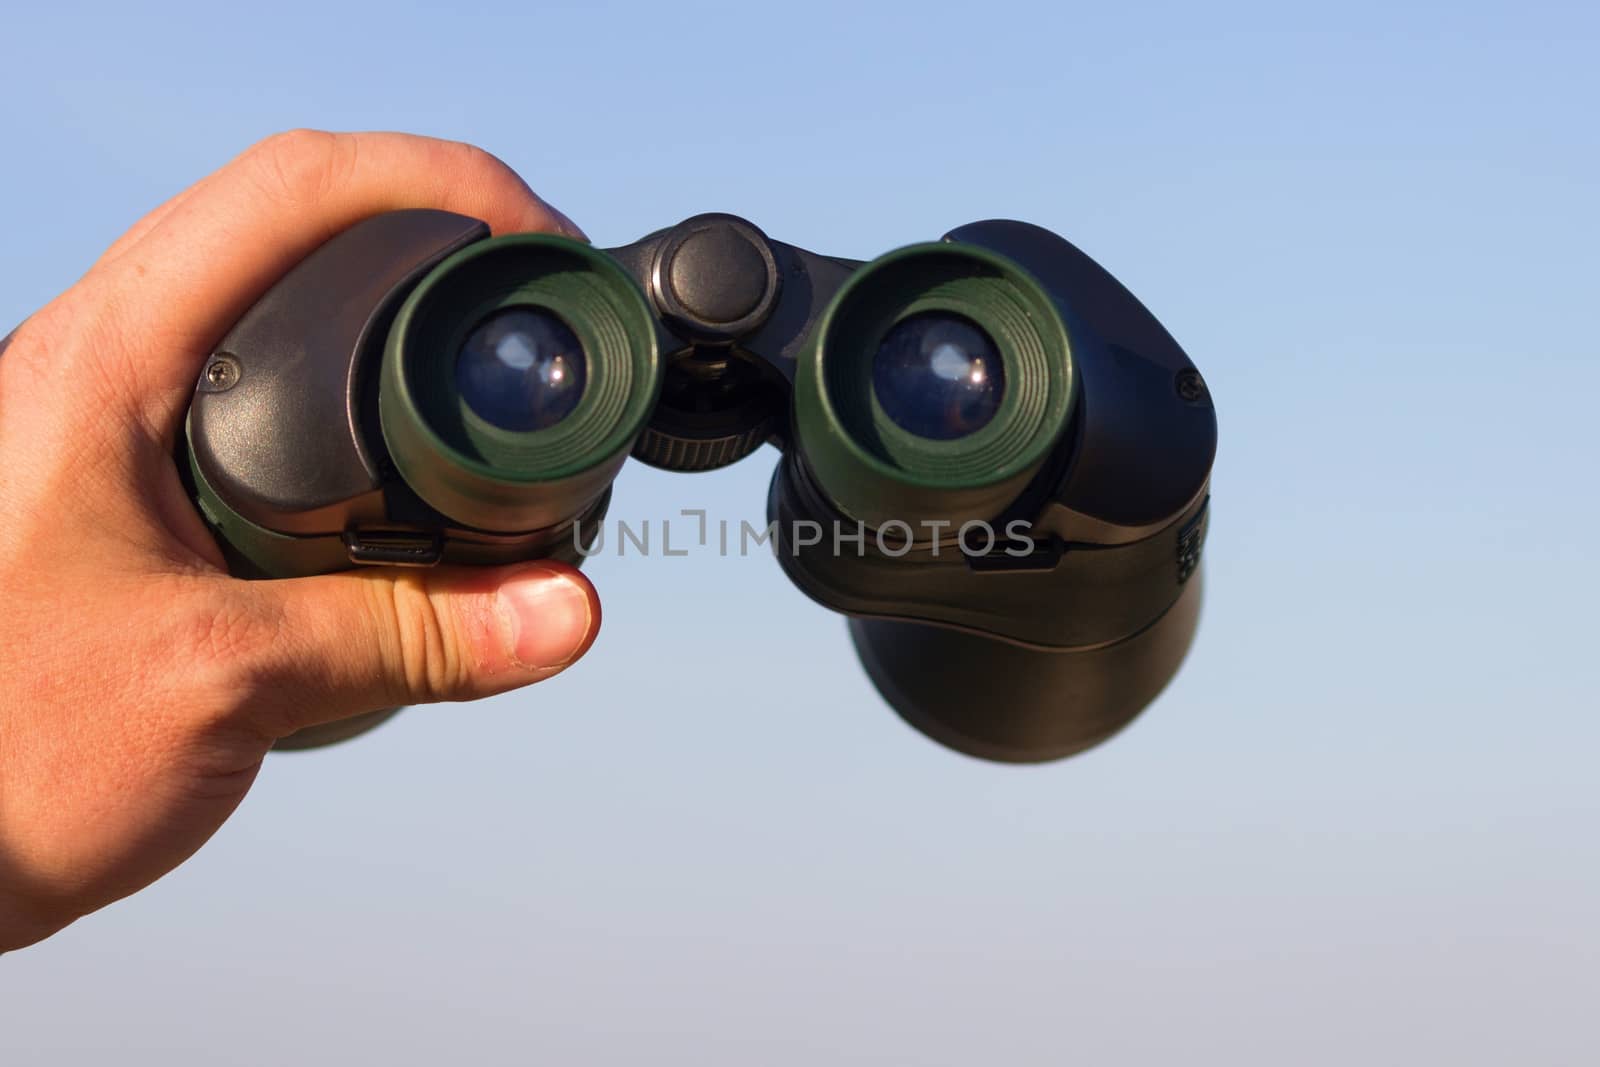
[92,181,209,268]
[233,561,600,737]
[85,129,585,434]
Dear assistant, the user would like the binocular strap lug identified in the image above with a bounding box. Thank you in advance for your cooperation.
[342,528,446,567]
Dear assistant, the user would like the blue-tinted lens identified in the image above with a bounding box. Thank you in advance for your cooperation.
[456,307,587,432]
[871,312,1004,440]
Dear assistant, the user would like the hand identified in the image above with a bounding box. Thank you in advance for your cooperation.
[0,131,602,952]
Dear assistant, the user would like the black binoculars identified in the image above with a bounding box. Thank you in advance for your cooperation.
[184,210,1216,762]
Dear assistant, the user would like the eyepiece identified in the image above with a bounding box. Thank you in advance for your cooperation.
[795,242,1075,530]
[380,234,661,533]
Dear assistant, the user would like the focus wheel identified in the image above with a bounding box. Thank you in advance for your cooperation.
[632,418,772,472]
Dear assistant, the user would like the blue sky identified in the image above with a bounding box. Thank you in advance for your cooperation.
[2,2,1597,1063]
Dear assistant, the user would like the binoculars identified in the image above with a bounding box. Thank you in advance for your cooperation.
[183,210,1216,762]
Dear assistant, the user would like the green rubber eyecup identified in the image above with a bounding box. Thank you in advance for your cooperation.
[795,242,1075,530]
[380,234,661,533]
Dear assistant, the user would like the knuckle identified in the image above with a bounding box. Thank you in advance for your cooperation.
[0,284,144,446]
[377,574,467,704]
[434,139,523,197]
[446,139,500,178]
[246,128,351,205]
[428,137,484,174]
[4,289,78,367]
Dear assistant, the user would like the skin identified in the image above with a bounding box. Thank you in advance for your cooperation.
[0,130,603,952]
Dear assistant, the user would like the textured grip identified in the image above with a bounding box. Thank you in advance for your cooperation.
[631,419,771,472]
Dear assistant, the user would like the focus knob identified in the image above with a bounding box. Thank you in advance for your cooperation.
[631,417,772,472]
[629,349,780,473]
[649,214,781,341]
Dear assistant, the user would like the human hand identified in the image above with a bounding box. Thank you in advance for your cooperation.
[0,131,602,952]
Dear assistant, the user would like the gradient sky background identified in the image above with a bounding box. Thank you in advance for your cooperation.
[2,1,1597,1063]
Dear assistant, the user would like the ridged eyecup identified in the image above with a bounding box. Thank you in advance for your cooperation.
[380,234,661,533]
[794,242,1075,531]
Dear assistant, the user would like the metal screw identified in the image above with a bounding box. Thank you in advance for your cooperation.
[1176,369,1207,403]
[203,356,239,391]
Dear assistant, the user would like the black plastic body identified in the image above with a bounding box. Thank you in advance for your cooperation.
[185,210,1217,761]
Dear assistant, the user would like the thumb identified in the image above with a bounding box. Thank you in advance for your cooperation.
[238,561,600,738]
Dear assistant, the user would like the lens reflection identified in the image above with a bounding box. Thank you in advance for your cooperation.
[456,307,586,432]
[871,312,1004,440]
